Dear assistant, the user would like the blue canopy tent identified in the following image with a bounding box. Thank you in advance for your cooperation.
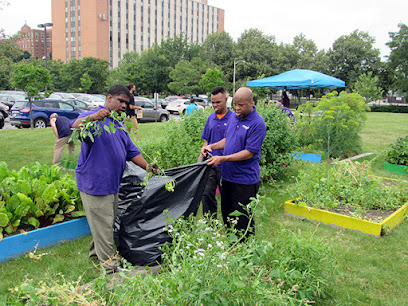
[246,69,345,89]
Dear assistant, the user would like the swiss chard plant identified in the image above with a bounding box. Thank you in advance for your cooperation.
[0,162,85,241]
[386,136,408,166]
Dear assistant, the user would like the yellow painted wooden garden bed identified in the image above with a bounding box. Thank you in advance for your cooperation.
[284,200,408,236]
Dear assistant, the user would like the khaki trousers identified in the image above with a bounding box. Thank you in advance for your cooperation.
[80,192,120,273]
[52,136,75,166]
[125,116,140,140]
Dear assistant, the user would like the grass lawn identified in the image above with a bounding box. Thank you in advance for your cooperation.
[0,122,165,171]
[1,113,408,304]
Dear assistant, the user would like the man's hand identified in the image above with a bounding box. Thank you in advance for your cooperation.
[207,155,225,167]
[90,109,111,121]
[147,163,159,175]
[200,145,212,157]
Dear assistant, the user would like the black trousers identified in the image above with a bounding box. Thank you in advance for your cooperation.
[221,179,259,238]
[202,167,222,216]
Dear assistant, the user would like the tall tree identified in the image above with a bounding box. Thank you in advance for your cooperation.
[199,68,224,94]
[354,71,384,102]
[61,57,109,93]
[387,23,408,94]
[157,34,202,68]
[328,30,381,88]
[234,29,279,81]
[138,48,171,94]
[12,62,50,129]
[293,34,318,70]
[168,57,206,95]
[203,31,235,82]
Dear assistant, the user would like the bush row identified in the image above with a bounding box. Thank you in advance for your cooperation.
[369,104,408,113]
[138,105,298,181]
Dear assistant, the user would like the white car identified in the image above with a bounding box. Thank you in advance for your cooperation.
[76,94,105,106]
[166,99,204,115]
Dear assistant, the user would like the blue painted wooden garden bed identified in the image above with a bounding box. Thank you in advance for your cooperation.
[0,217,90,263]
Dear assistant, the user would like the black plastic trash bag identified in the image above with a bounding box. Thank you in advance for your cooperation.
[116,160,211,266]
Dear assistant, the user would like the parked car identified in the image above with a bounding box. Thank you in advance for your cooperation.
[0,101,9,118]
[165,95,183,100]
[65,99,97,110]
[76,94,105,106]
[10,99,84,128]
[0,112,4,129]
[133,97,170,122]
[166,99,204,115]
[0,94,26,110]
[49,92,77,100]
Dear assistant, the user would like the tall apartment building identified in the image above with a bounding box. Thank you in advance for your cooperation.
[52,0,224,68]
[17,24,52,60]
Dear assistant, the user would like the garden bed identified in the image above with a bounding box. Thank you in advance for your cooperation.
[0,217,90,262]
[285,201,408,236]
[286,161,408,236]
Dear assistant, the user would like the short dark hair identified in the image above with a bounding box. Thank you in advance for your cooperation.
[107,84,131,98]
[211,86,225,96]
[126,84,134,91]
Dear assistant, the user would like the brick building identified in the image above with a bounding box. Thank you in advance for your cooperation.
[17,24,52,60]
[51,0,224,68]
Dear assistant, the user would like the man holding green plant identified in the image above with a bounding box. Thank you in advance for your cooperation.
[201,87,266,238]
[70,84,151,273]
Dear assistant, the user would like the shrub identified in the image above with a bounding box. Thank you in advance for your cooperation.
[370,105,408,113]
[6,197,336,304]
[139,104,298,180]
[256,103,299,180]
[386,135,408,166]
[138,109,209,169]
[296,91,369,158]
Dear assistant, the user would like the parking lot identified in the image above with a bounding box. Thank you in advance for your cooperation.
[1,114,180,131]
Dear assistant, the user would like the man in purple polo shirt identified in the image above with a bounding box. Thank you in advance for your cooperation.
[198,86,232,217]
[201,87,266,237]
[71,84,149,273]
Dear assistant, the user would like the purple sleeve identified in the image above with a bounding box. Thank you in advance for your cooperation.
[126,135,141,160]
[244,122,266,154]
[201,117,211,140]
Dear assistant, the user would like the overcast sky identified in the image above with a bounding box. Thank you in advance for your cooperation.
[1,0,407,58]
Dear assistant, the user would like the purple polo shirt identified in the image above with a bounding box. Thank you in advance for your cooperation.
[282,106,295,122]
[55,116,73,138]
[73,106,141,195]
[222,106,266,185]
[201,109,232,166]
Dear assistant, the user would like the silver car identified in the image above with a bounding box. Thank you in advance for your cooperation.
[134,97,169,122]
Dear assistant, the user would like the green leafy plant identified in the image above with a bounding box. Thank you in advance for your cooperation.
[139,105,298,181]
[287,161,408,219]
[256,102,299,180]
[386,135,408,166]
[0,162,85,241]
[70,110,134,142]
[6,197,336,305]
[296,91,370,158]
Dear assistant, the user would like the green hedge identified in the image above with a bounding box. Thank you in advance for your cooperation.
[370,104,408,113]
[138,105,298,181]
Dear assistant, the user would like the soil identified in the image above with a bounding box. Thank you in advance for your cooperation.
[3,224,35,238]
[327,204,396,223]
